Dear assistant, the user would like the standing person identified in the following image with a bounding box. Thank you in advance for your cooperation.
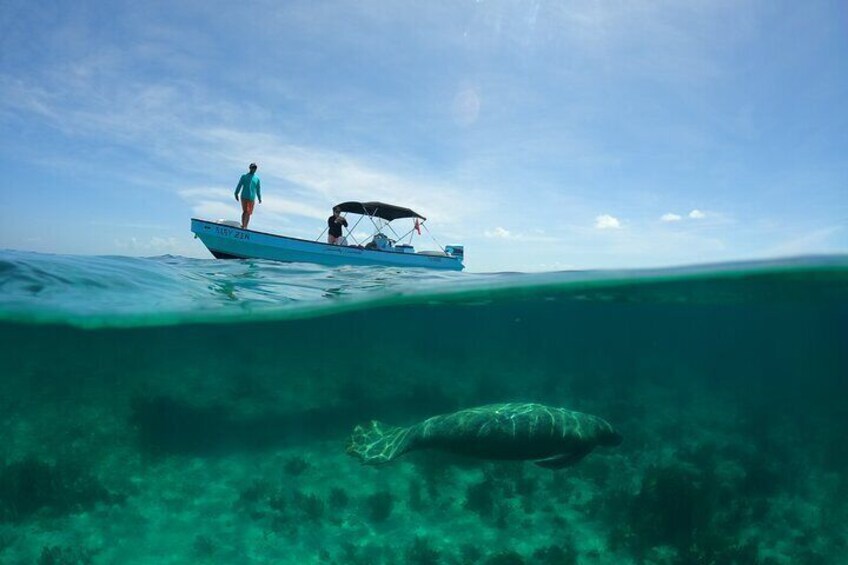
[327,206,348,245]
[234,163,262,229]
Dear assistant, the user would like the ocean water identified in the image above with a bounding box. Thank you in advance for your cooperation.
[0,250,846,564]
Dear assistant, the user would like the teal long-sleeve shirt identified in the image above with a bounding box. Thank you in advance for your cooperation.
[235,173,261,201]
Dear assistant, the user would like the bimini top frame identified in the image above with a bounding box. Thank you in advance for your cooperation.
[319,200,448,253]
[334,201,425,222]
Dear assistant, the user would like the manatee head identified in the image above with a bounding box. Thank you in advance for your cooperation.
[585,413,623,447]
[603,428,624,446]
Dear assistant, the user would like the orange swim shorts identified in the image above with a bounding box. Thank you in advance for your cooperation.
[241,198,255,214]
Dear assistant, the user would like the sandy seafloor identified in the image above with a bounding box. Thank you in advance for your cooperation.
[0,255,846,564]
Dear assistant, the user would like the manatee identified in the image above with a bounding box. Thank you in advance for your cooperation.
[346,402,622,470]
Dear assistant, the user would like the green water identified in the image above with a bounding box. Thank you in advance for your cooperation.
[0,252,846,563]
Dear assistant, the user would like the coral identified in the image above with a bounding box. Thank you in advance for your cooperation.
[38,545,95,565]
[464,464,535,523]
[0,457,116,523]
[532,545,577,565]
[493,501,512,530]
[268,489,286,513]
[235,480,325,534]
[292,492,324,522]
[484,550,525,564]
[365,491,394,523]
[545,467,573,503]
[341,541,396,565]
[234,480,272,521]
[464,477,496,519]
[406,536,440,565]
[130,395,229,456]
[0,525,17,555]
[514,474,537,498]
[614,454,771,563]
[459,543,483,564]
[407,479,425,512]
[328,487,349,511]
[339,542,360,564]
[629,463,711,552]
[236,480,269,506]
[789,546,831,565]
[571,455,613,487]
[414,455,454,501]
[283,456,310,477]
[192,534,216,558]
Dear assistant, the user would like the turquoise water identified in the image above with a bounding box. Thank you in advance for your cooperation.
[0,251,846,563]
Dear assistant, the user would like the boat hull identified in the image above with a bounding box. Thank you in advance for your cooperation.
[190,219,464,271]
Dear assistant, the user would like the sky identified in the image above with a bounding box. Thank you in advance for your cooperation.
[0,0,846,272]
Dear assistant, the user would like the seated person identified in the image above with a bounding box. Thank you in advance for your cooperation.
[327,206,348,245]
[367,233,391,250]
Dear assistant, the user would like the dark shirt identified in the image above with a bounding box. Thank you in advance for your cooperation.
[328,215,347,237]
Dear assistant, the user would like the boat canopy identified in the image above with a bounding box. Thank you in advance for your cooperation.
[334,201,425,222]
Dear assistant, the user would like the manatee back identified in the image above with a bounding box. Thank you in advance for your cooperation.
[412,403,591,460]
[347,403,621,465]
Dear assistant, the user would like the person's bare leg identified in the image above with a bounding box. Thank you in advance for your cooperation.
[241,211,250,229]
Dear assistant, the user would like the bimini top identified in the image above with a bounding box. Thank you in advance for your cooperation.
[335,201,425,222]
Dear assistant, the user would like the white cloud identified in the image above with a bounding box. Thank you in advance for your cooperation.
[253,198,327,221]
[595,214,621,229]
[689,209,706,219]
[178,187,231,199]
[535,261,579,271]
[481,227,559,243]
[114,236,183,254]
[764,226,844,257]
[661,213,682,222]
[453,84,481,126]
[184,129,483,228]
[0,65,484,234]
[484,226,512,238]
[190,201,236,221]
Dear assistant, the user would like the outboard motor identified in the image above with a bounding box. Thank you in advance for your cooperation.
[445,245,464,259]
[372,233,391,250]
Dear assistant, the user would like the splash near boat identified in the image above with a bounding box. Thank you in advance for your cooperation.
[0,250,846,563]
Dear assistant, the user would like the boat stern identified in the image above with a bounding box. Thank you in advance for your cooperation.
[445,245,464,261]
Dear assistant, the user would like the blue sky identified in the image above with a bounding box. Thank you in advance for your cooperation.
[1,0,845,271]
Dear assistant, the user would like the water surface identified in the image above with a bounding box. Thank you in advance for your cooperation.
[0,251,845,563]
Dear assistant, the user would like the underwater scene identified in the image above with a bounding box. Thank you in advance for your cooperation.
[0,250,846,564]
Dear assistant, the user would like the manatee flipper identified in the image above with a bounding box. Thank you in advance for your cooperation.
[346,421,415,465]
[534,444,594,470]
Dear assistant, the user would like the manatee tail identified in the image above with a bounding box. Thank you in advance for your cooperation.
[346,421,415,465]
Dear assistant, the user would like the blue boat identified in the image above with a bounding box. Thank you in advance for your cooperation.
[191,201,465,271]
